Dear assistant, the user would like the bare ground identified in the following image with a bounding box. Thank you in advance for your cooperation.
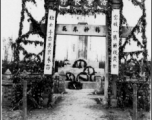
[27,89,132,120]
[2,89,150,120]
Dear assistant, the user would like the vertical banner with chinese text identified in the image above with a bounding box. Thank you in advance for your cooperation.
[44,10,56,74]
[111,9,120,75]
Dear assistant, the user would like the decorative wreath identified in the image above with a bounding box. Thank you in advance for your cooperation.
[83,66,96,75]
[66,72,75,81]
[72,59,87,68]
[76,72,89,82]
[83,66,96,81]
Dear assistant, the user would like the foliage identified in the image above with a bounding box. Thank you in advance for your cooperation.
[44,0,108,15]
[2,60,10,74]
[2,60,44,74]
[115,0,150,111]
[117,81,150,111]
[2,61,15,74]
[12,75,53,110]
[116,58,151,111]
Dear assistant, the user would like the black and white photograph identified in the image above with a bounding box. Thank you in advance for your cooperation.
[1,0,151,120]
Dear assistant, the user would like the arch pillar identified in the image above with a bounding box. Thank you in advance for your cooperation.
[103,0,122,105]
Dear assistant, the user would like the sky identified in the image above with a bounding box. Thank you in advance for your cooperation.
[1,0,151,60]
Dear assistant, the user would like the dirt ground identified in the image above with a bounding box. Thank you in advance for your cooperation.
[26,89,134,120]
[2,89,150,120]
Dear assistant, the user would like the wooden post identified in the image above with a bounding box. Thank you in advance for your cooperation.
[20,70,28,120]
[23,80,27,120]
[112,77,117,98]
[133,83,137,120]
[104,0,123,104]
[105,0,122,106]
[103,14,109,104]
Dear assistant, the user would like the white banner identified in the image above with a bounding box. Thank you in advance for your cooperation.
[111,9,120,75]
[44,10,56,74]
[56,24,106,36]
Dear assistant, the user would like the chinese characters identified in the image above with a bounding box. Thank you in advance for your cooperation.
[84,27,89,32]
[111,9,120,75]
[95,27,100,33]
[44,10,56,74]
[62,26,67,31]
[73,26,78,32]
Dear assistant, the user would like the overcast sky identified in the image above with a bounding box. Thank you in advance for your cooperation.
[1,0,151,60]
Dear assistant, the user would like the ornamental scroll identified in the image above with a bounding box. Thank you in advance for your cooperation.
[111,9,120,75]
[44,10,56,74]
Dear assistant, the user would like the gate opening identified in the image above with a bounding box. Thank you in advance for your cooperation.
[54,14,106,89]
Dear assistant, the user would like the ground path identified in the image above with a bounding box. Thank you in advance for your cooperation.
[27,89,133,120]
[46,89,106,120]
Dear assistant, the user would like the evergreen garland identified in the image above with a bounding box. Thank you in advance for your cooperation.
[106,0,112,107]
[12,0,149,110]
[16,0,26,63]
[21,40,44,46]
[117,0,150,110]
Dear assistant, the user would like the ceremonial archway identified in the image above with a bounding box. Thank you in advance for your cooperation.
[30,0,133,104]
